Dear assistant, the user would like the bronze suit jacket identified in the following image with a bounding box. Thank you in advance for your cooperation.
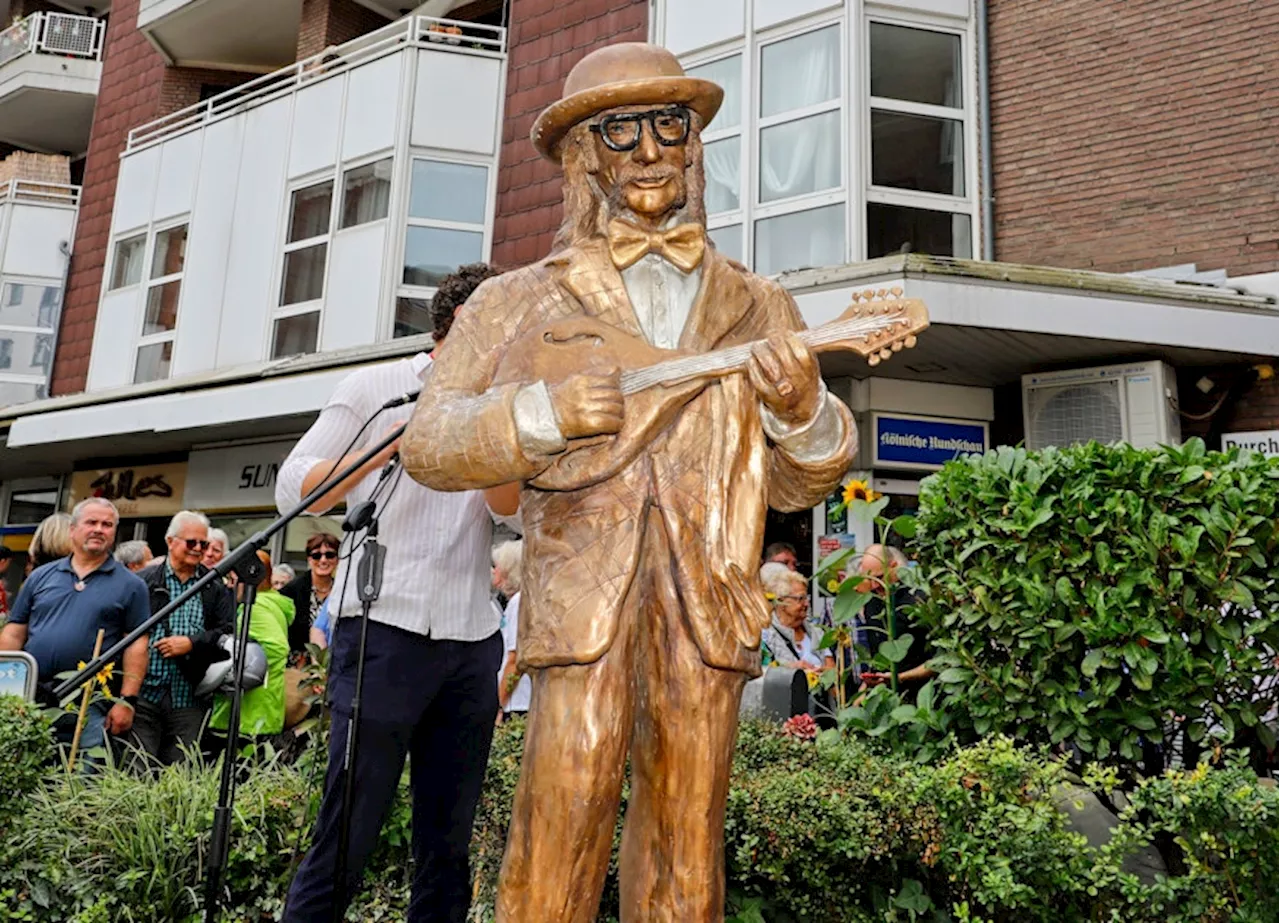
[400,240,856,675]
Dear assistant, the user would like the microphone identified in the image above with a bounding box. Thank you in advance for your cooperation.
[381,389,420,410]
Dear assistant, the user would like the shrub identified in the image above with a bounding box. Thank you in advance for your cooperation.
[912,439,1278,778]
[0,696,53,815]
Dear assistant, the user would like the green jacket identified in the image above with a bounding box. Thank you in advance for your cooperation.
[209,589,295,738]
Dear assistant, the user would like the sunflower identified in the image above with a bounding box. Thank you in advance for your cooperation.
[842,478,882,504]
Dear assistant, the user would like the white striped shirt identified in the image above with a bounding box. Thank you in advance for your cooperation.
[275,352,517,641]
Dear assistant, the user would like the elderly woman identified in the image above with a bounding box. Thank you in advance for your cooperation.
[760,562,834,674]
[492,540,531,721]
[113,539,153,573]
[202,528,229,569]
[271,563,296,591]
[27,512,72,574]
[282,532,339,656]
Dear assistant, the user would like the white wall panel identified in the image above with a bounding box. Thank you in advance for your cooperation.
[86,289,141,391]
[664,0,745,55]
[152,131,203,221]
[2,205,74,277]
[754,0,840,29]
[172,118,244,378]
[875,0,970,20]
[320,222,385,352]
[412,51,501,154]
[111,146,161,234]
[288,78,342,179]
[219,98,291,367]
[342,55,400,161]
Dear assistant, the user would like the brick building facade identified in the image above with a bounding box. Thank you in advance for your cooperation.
[988,0,1278,277]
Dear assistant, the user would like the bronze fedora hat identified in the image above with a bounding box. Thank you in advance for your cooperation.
[531,43,723,162]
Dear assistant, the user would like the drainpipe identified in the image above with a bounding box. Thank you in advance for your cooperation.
[977,0,995,261]
[44,237,73,400]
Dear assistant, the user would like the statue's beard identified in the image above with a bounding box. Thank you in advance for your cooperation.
[603,165,687,220]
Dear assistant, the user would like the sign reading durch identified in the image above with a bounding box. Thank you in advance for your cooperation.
[1222,430,1279,458]
[873,413,988,470]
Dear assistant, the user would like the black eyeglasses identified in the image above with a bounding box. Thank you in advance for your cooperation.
[309,550,338,561]
[181,539,210,551]
[590,106,691,152]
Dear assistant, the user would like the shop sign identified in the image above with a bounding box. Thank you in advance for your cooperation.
[67,463,187,518]
[873,413,988,471]
[184,440,296,511]
[1222,430,1279,458]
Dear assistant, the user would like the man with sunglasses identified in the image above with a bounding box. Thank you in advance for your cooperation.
[130,509,234,767]
[403,43,855,922]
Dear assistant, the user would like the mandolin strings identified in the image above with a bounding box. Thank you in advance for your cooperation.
[618,313,906,396]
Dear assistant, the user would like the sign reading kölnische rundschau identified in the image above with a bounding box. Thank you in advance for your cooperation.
[873,413,989,470]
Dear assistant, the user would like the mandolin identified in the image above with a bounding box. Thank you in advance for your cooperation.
[493,288,930,491]
[496,287,930,398]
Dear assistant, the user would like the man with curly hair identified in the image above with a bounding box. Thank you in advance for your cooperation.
[278,263,522,923]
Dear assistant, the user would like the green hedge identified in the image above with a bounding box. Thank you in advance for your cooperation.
[0,710,1275,923]
[911,439,1278,777]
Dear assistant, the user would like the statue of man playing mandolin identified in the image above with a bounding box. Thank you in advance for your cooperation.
[401,42,919,922]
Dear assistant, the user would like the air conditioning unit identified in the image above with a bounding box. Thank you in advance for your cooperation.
[1022,361,1181,450]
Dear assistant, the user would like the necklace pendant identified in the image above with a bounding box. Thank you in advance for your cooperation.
[73,580,86,592]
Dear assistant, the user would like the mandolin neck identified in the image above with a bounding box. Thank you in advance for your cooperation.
[618,314,900,396]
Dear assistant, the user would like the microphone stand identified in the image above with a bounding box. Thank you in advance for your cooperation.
[51,419,408,922]
[331,486,389,922]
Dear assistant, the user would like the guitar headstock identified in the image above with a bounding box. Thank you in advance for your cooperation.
[827,287,930,367]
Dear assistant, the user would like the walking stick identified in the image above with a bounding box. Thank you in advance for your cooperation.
[67,629,105,772]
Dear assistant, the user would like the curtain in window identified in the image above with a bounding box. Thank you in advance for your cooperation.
[703,139,740,214]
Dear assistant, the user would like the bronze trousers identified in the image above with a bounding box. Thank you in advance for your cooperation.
[495,510,748,922]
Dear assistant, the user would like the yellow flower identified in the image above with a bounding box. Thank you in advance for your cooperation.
[842,478,882,504]
[806,671,820,690]
[764,591,777,602]
[95,663,114,688]
[826,578,840,593]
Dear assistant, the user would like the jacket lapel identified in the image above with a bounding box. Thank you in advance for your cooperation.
[554,240,645,338]
[677,248,754,351]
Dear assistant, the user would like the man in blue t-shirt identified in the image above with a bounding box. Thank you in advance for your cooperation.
[0,497,151,753]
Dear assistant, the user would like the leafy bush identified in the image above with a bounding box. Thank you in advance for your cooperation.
[912,439,1278,777]
[0,696,53,816]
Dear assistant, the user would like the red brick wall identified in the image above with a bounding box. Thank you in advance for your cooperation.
[989,0,1278,276]
[297,0,389,61]
[158,66,258,116]
[52,0,167,396]
[492,0,648,268]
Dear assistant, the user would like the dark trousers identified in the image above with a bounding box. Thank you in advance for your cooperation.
[284,617,502,923]
[126,690,206,769]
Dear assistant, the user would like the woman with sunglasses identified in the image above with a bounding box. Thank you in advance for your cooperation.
[282,532,340,658]
[759,562,835,675]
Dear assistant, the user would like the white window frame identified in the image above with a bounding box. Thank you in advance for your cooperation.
[664,1,980,273]
[107,231,147,291]
[336,153,395,233]
[271,173,337,359]
[861,10,977,259]
[0,275,61,401]
[393,152,494,338]
[132,217,189,384]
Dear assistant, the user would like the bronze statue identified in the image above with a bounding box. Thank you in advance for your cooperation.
[401,42,921,922]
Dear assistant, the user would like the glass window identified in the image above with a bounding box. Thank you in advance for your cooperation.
[6,487,57,525]
[760,27,840,118]
[759,110,842,203]
[0,380,43,407]
[870,24,961,108]
[409,161,487,224]
[403,227,484,287]
[687,55,741,131]
[341,158,393,229]
[288,181,334,243]
[32,333,52,370]
[150,225,187,279]
[0,338,11,369]
[134,340,173,384]
[394,296,432,339]
[142,280,181,335]
[867,203,972,259]
[0,283,59,328]
[281,243,327,306]
[871,112,965,196]
[755,204,845,276]
[703,138,740,214]
[110,234,146,289]
[708,224,743,262]
[272,311,320,359]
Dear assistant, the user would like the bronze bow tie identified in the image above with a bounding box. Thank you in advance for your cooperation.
[607,219,706,273]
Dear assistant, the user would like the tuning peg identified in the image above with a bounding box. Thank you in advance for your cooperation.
[879,347,893,361]
[868,353,881,367]
[891,340,904,351]
[904,335,917,348]
[890,286,903,297]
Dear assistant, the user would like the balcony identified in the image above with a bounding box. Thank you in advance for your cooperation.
[0,179,79,409]
[138,0,304,73]
[87,16,506,393]
[0,13,104,155]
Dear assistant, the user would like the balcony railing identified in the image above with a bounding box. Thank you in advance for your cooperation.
[0,179,81,206]
[0,12,105,69]
[126,15,506,152]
